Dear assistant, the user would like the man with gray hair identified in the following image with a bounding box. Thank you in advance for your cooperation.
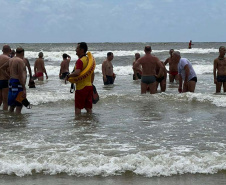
[172,51,197,93]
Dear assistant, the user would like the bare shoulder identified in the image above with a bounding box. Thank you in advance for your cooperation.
[214,58,219,63]
[102,60,107,65]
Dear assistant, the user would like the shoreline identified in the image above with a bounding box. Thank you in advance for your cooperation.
[1,172,226,185]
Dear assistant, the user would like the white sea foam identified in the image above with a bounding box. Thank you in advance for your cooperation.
[0,149,226,177]
[44,63,212,77]
[154,92,226,107]
[8,47,217,62]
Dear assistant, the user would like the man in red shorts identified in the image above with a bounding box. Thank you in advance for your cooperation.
[164,49,179,83]
[66,42,94,115]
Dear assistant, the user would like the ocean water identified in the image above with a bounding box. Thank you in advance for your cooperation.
[1,42,226,185]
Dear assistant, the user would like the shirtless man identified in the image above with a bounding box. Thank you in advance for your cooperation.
[156,61,167,92]
[172,51,197,93]
[133,46,164,94]
[8,47,27,113]
[59,53,71,79]
[102,52,116,85]
[0,45,11,110]
[213,46,226,93]
[34,52,48,81]
[164,49,179,83]
[133,53,142,80]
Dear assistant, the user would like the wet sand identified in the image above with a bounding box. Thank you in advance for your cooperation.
[1,172,226,185]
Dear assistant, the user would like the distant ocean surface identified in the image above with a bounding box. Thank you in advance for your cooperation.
[1,42,226,185]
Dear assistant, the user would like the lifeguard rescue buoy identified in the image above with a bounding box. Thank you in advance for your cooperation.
[68,51,96,83]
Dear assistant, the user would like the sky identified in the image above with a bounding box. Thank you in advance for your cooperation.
[0,0,226,43]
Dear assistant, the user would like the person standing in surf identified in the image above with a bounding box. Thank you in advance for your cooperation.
[8,47,27,113]
[133,46,164,94]
[213,46,226,93]
[188,40,194,49]
[133,53,142,80]
[0,45,11,111]
[34,52,48,81]
[172,51,197,93]
[102,52,116,85]
[164,49,179,83]
[59,53,71,80]
[65,42,94,115]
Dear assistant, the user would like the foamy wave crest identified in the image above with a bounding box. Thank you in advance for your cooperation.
[27,90,73,105]
[19,47,218,62]
[178,48,218,54]
[155,92,226,107]
[0,150,226,177]
[193,64,213,75]
[45,64,134,76]
[43,64,212,77]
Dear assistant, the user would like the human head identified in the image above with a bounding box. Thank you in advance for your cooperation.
[10,49,15,58]
[144,46,151,53]
[76,42,88,57]
[135,53,140,60]
[219,46,226,56]
[16,47,24,58]
[107,52,114,61]
[62,53,68,59]
[172,51,181,63]
[2,45,11,55]
[169,49,174,56]
[38,52,43,58]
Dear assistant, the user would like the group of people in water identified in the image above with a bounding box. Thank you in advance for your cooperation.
[0,45,48,113]
[0,42,226,115]
[132,46,197,94]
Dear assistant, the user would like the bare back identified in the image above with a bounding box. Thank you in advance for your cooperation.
[9,57,27,86]
[60,59,70,73]
[138,54,160,76]
[34,58,45,73]
[0,54,10,80]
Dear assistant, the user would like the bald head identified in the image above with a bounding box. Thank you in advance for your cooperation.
[172,51,181,57]
[2,45,11,54]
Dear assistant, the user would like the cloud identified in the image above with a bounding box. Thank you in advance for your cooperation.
[0,0,226,42]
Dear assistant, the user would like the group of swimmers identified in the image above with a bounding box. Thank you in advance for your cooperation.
[1,43,226,115]
[132,45,226,94]
[0,45,48,113]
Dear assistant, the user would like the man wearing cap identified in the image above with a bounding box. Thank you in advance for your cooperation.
[34,52,48,81]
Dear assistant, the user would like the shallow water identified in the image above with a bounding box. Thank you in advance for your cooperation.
[1,43,226,183]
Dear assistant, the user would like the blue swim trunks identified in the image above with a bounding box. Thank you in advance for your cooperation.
[8,79,23,107]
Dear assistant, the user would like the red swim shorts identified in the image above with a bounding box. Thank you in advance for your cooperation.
[75,86,93,109]
[36,72,43,77]
[170,71,178,76]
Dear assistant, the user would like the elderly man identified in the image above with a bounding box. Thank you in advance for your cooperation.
[133,46,164,94]
[172,51,197,93]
